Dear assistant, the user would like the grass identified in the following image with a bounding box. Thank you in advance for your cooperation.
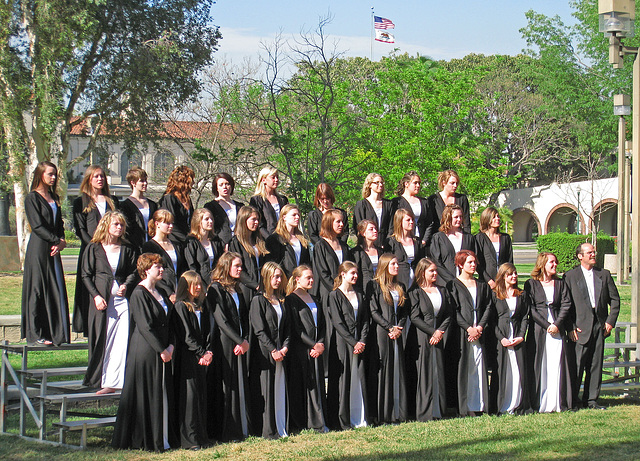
[0,274,76,316]
[61,248,80,256]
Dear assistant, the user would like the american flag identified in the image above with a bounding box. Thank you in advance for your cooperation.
[374,16,395,30]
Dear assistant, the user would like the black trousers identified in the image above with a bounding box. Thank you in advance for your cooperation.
[574,314,604,406]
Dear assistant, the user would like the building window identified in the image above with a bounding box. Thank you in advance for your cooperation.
[121,149,142,182]
[91,147,110,174]
[154,150,175,183]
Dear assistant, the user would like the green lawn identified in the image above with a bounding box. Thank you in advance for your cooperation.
[0,274,76,316]
[61,247,81,256]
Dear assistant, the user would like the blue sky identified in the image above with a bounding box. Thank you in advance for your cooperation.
[209,1,578,63]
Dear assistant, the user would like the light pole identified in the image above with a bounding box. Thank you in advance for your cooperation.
[599,0,640,348]
[615,94,631,283]
[576,185,582,234]
[625,141,632,283]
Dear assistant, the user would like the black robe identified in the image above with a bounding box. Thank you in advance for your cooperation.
[249,295,290,439]
[366,280,408,424]
[310,238,352,302]
[353,198,393,247]
[208,282,252,441]
[265,233,311,277]
[184,235,223,287]
[427,192,471,235]
[494,293,529,414]
[448,278,493,415]
[157,193,193,244]
[21,191,70,345]
[228,236,263,304]
[285,293,327,433]
[385,236,425,289]
[249,194,289,240]
[326,289,369,430]
[475,232,514,284]
[119,197,158,251]
[112,285,178,451]
[80,242,138,387]
[141,239,187,298]
[429,231,475,287]
[173,300,213,448]
[390,196,436,246]
[523,278,574,412]
[407,285,452,421]
[351,244,385,294]
[72,193,117,334]
[306,208,350,246]
[203,198,245,246]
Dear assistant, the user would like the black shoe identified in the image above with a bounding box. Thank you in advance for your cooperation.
[587,403,607,410]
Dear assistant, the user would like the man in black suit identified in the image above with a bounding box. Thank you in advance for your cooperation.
[564,242,620,410]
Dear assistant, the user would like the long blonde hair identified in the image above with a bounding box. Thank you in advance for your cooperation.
[254,166,280,198]
[260,262,287,301]
[176,271,206,313]
[236,206,268,256]
[494,263,522,300]
[374,253,405,307]
[80,165,115,213]
[91,211,127,244]
[530,252,558,281]
[361,173,384,199]
[274,204,308,248]
[189,208,215,240]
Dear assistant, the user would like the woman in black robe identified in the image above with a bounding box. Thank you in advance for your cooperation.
[21,161,70,346]
[208,252,251,441]
[249,262,290,439]
[391,171,435,246]
[285,265,327,433]
[475,207,513,289]
[524,252,574,412]
[203,172,245,246]
[366,253,408,424]
[386,208,425,289]
[430,204,475,287]
[427,169,471,235]
[184,208,224,287]
[353,173,393,247]
[158,165,195,244]
[351,219,385,294]
[81,212,138,392]
[408,258,452,421]
[142,209,186,303]
[73,165,118,334]
[119,167,157,251]
[306,183,349,245]
[249,167,289,239]
[173,271,213,449]
[448,249,493,416]
[112,253,178,451]
[493,263,529,415]
[326,261,369,430]
[228,205,269,303]
[265,204,311,277]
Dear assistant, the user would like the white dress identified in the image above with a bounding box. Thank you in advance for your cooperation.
[102,249,129,390]
[539,285,563,413]
[273,302,288,437]
[410,201,422,238]
[348,296,367,428]
[466,285,485,412]
[426,290,443,418]
[500,296,522,414]
[232,292,249,437]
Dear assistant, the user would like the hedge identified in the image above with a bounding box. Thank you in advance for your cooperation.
[536,233,615,273]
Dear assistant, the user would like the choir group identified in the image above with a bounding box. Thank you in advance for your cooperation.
[21,162,620,452]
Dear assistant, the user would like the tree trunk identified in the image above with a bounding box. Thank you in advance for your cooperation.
[0,193,10,235]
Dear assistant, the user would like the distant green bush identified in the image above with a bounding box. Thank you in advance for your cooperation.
[536,233,615,273]
[64,230,80,248]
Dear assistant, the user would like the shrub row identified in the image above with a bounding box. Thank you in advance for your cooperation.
[536,233,615,273]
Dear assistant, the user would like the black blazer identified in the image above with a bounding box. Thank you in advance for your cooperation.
[73,193,118,246]
[427,192,471,235]
[80,243,139,303]
[228,236,262,294]
[141,239,187,296]
[327,290,369,347]
[408,285,452,339]
[250,295,291,357]
[203,198,245,246]
[475,232,513,284]
[429,231,475,287]
[265,233,311,277]
[563,265,620,345]
[184,235,224,287]
[447,278,493,333]
[367,280,408,332]
[524,278,572,333]
[351,244,385,293]
[386,236,425,289]
[285,293,325,350]
[158,193,193,243]
[353,198,394,247]
[209,282,250,347]
[493,293,528,341]
[249,194,289,239]
[26,191,65,245]
[173,300,213,361]
[119,197,158,250]
[390,196,435,245]
[307,208,349,245]
[310,238,352,299]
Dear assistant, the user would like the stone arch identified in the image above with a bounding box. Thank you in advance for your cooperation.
[511,207,541,242]
[591,198,618,236]
[120,149,143,182]
[545,203,585,235]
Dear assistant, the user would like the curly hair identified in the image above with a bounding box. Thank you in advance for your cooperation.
[91,211,127,244]
[164,165,194,206]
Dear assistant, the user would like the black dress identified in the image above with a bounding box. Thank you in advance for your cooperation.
[173,300,213,448]
[524,278,574,412]
[228,236,262,305]
[184,235,224,287]
[119,197,157,251]
[21,192,70,345]
[203,198,245,246]
[353,198,393,247]
[475,232,514,284]
[310,239,352,303]
[141,239,187,298]
[208,282,251,441]
[112,285,178,451]
[366,280,408,424]
[80,242,138,388]
[72,193,117,334]
[265,234,311,277]
[429,231,475,287]
[385,237,425,289]
[408,285,452,421]
[427,192,471,235]
[285,293,327,433]
[351,245,385,294]
[249,295,290,439]
[494,293,529,414]
[306,208,350,246]
[157,193,193,244]
[390,196,436,246]
[249,194,289,239]
[448,278,493,415]
[326,289,369,430]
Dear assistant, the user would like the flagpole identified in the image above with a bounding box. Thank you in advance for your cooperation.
[371,7,374,61]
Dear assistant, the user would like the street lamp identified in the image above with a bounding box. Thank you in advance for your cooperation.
[576,185,582,235]
[615,94,631,283]
[599,0,640,350]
